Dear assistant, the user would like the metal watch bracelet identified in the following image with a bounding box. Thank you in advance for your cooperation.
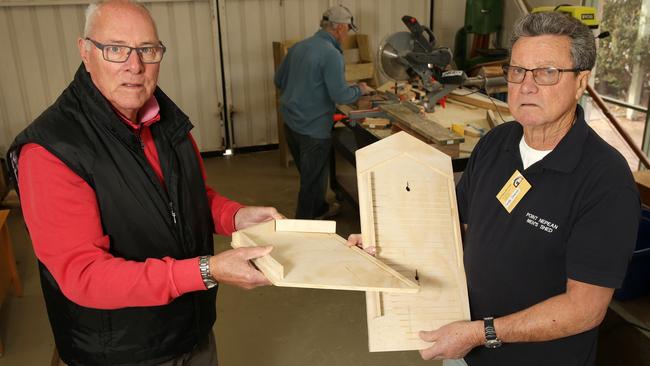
[199,255,217,289]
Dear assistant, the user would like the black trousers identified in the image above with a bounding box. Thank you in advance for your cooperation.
[284,125,331,219]
[58,332,217,366]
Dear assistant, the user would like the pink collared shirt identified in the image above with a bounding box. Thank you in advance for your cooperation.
[18,96,242,309]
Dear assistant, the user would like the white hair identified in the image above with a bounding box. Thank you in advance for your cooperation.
[83,0,154,38]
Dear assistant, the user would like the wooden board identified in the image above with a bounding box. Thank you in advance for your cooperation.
[362,117,391,128]
[380,103,464,146]
[231,220,419,293]
[275,219,336,233]
[356,132,470,352]
[422,97,512,156]
[345,63,375,82]
[448,89,510,114]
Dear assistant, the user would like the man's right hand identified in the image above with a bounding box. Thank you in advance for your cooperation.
[346,234,376,256]
[209,247,273,289]
[357,82,373,95]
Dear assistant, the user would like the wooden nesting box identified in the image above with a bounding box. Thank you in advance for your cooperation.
[356,131,470,352]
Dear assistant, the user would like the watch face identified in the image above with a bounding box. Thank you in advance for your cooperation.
[485,339,502,349]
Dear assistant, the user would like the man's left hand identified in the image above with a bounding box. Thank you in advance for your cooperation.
[235,206,285,230]
[418,320,484,360]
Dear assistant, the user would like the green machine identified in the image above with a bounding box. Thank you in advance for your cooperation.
[454,0,507,72]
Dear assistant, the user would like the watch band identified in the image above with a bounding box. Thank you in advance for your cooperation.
[199,255,217,289]
[483,317,502,348]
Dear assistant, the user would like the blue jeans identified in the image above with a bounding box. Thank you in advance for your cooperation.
[284,125,332,219]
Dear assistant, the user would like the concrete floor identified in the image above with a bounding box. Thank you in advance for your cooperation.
[0,150,437,366]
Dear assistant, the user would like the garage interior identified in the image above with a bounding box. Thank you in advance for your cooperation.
[1,0,650,365]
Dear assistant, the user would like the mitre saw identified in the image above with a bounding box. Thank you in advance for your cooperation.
[377,15,505,112]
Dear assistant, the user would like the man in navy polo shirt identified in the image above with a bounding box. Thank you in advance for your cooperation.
[348,11,640,366]
[416,12,640,366]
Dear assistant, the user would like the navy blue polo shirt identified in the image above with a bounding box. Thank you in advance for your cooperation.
[457,106,640,366]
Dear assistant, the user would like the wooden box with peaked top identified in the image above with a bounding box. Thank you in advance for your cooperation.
[355,131,470,352]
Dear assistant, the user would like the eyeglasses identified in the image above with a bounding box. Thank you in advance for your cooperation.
[85,38,166,64]
[502,65,583,86]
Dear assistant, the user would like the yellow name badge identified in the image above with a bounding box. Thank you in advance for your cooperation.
[496,170,532,213]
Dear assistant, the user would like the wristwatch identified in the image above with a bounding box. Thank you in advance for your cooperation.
[483,317,502,348]
[199,255,217,289]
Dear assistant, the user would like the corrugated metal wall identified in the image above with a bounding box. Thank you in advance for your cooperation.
[0,0,225,153]
[0,3,85,154]
[1,0,465,152]
[220,0,431,148]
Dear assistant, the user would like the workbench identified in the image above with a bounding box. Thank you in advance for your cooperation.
[332,93,511,205]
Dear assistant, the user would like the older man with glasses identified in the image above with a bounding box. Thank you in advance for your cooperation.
[6,1,282,365]
[349,11,639,366]
[421,11,640,366]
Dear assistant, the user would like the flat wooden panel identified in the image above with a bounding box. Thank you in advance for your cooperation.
[356,131,470,352]
[448,89,511,114]
[275,219,336,234]
[381,103,465,145]
[231,220,419,293]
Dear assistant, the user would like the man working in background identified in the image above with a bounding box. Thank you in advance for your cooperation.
[275,4,371,219]
[8,1,280,365]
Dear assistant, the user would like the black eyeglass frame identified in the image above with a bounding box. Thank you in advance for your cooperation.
[85,37,167,64]
[502,64,584,86]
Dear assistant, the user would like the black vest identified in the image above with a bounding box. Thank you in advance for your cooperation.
[7,65,217,366]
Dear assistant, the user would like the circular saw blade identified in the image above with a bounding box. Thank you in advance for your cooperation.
[377,31,413,81]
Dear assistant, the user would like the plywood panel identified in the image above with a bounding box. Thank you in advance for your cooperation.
[356,131,470,352]
[231,220,419,293]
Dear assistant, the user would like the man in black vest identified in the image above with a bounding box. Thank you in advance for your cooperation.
[7,1,280,365]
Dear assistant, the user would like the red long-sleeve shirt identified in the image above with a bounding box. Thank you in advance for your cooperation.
[18,97,242,310]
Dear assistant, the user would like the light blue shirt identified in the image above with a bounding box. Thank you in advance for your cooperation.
[274,29,362,139]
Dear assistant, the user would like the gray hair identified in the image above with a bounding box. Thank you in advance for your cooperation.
[320,19,341,31]
[510,12,596,71]
[83,0,153,38]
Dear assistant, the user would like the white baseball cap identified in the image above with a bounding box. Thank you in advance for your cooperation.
[322,5,357,31]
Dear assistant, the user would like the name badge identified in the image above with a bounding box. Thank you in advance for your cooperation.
[496,170,531,213]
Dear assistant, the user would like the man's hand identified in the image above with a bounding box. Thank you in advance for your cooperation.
[357,82,373,95]
[418,320,484,360]
[346,234,376,256]
[234,206,285,231]
[209,246,273,289]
